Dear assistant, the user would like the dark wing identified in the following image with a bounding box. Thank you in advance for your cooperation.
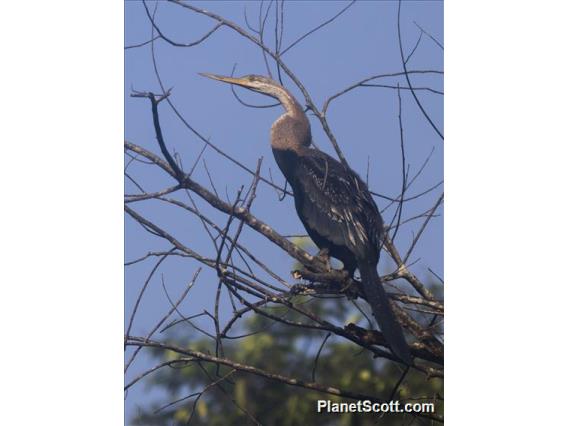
[291,150,383,259]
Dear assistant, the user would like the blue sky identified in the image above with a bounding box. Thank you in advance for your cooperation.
[125,0,443,421]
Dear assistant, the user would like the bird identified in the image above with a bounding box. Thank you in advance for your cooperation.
[200,72,412,365]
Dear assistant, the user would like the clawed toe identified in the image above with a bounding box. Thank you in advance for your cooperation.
[316,248,332,272]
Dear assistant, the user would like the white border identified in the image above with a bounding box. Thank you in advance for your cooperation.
[446,1,568,423]
[0,1,123,424]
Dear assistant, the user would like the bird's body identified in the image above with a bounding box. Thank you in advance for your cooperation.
[273,146,376,275]
[201,72,412,364]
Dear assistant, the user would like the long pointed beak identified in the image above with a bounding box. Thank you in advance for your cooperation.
[199,72,249,87]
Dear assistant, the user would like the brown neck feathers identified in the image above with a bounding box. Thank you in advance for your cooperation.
[270,87,311,153]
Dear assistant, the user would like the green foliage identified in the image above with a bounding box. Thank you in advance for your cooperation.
[131,297,442,425]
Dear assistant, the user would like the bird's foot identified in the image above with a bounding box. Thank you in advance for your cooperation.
[316,248,332,272]
[292,270,303,280]
[339,269,357,297]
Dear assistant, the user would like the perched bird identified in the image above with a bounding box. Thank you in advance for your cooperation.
[200,73,412,365]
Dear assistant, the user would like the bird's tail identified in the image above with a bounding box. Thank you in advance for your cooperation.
[358,261,412,365]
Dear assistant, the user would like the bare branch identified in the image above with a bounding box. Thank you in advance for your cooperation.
[414,21,444,50]
[142,0,224,48]
[280,1,356,55]
[397,0,443,140]
[125,335,443,422]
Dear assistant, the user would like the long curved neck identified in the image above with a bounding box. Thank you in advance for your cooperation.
[270,87,311,153]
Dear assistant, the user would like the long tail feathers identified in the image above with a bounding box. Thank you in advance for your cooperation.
[358,261,413,365]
